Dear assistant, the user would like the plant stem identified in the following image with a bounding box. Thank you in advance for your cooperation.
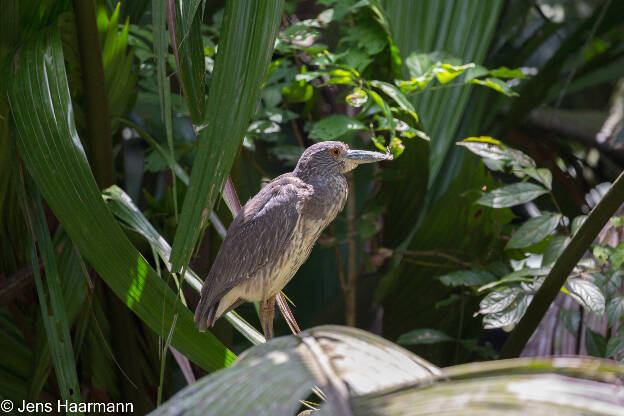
[345,173,357,326]
[73,0,114,189]
[500,168,624,358]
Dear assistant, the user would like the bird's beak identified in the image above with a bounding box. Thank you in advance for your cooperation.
[343,149,393,164]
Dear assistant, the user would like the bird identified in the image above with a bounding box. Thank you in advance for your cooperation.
[194,141,392,337]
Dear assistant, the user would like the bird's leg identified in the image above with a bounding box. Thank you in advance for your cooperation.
[259,296,276,340]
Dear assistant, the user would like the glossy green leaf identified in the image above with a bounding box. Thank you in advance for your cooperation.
[308,115,366,141]
[479,287,522,315]
[470,77,518,96]
[543,235,570,266]
[566,278,605,315]
[606,336,624,358]
[479,267,550,291]
[506,212,561,249]
[457,137,508,161]
[477,183,548,208]
[397,328,453,345]
[9,27,234,371]
[606,295,624,327]
[483,294,531,330]
[369,80,415,112]
[523,168,552,190]
[571,215,588,235]
[438,269,496,287]
[585,328,607,358]
[170,0,284,271]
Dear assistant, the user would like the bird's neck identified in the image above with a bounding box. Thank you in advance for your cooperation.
[296,170,348,221]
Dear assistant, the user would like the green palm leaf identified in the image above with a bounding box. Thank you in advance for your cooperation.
[170,0,284,271]
[9,26,234,372]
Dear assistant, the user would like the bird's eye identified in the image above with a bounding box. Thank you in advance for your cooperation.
[330,147,341,157]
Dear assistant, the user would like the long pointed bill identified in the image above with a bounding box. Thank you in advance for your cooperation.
[343,149,393,164]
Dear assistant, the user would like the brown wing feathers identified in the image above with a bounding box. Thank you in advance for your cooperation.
[194,175,309,331]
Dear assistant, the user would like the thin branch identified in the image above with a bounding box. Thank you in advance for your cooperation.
[402,258,461,269]
[344,173,357,327]
[397,249,470,267]
[330,225,347,292]
[73,0,114,188]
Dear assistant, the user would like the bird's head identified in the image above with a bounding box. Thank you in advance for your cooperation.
[294,141,392,177]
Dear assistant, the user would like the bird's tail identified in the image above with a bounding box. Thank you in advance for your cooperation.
[194,298,219,332]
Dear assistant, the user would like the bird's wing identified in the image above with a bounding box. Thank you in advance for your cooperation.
[195,175,311,327]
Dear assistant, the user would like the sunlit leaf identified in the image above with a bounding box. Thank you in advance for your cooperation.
[479,287,522,315]
[470,77,518,96]
[370,80,415,112]
[346,87,368,107]
[566,278,605,315]
[433,62,475,84]
[390,137,405,158]
[489,66,526,79]
[483,294,531,330]
[457,137,507,160]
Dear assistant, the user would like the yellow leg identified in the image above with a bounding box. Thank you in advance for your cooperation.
[259,296,276,340]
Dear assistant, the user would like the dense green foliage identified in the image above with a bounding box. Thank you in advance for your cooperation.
[1,0,624,413]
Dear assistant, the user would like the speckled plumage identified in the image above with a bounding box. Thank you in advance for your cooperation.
[194,141,391,331]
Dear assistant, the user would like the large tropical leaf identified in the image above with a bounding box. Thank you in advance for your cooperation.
[169,0,205,124]
[149,326,439,416]
[9,26,234,372]
[24,188,83,411]
[170,0,284,271]
[151,325,624,415]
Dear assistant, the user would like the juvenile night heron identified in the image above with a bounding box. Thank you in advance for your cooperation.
[194,141,392,337]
